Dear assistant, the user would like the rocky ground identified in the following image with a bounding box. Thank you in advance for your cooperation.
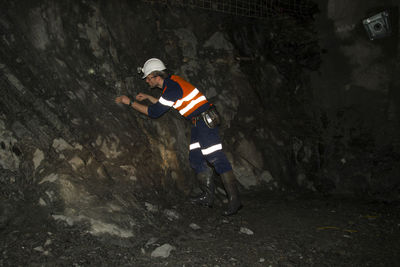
[1,189,399,267]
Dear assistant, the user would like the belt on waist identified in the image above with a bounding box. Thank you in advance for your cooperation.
[191,108,210,125]
[191,105,220,128]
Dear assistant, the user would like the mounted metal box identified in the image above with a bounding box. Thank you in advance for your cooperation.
[363,11,391,40]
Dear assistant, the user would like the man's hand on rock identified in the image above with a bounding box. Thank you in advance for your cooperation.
[115,95,130,105]
[135,93,149,102]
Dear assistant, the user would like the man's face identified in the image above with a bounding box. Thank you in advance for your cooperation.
[145,74,159,88]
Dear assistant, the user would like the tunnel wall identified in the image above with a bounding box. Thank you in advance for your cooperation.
[0,0,295,234]
[0,0,399,236]
[309,0,400,200]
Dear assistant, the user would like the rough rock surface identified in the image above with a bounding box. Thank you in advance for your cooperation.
[0,0,399,265]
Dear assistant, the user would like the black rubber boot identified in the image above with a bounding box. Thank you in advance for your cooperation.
[190,169,215,207]
[220,170,242,216]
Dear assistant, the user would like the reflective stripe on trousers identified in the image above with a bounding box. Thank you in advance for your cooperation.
[189,120,232,174]
[190,143,223,156]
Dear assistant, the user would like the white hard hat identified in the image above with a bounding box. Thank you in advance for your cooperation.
[138,58,166,79]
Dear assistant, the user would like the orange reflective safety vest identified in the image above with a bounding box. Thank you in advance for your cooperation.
[158,75,209,118]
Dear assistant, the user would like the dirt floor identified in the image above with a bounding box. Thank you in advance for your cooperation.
[1,191,400,267]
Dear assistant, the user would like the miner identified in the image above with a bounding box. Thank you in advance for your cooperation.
[115,58,242,216]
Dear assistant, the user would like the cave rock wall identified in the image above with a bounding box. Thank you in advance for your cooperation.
[0,1,290,234]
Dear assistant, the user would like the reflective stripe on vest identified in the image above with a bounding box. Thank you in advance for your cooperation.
[162,75,208,117]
